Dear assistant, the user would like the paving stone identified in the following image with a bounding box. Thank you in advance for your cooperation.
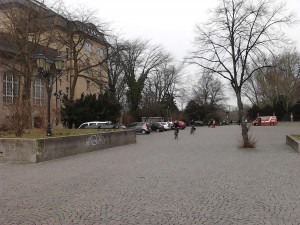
[0,123,300,224]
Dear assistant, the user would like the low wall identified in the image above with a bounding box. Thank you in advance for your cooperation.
[286,134,300,153]
[0,130,136,163]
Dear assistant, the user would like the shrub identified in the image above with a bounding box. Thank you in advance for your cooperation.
[239,132,257,148]
[61,92,122,128]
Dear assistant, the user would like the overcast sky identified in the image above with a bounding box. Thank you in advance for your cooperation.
[61,0,300,106]
[62,0,300,59]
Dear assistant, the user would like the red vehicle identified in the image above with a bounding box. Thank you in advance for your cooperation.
[178,121,186,129]
[252,116,278,126]
[171,120,186,129]
[177,120,186,130]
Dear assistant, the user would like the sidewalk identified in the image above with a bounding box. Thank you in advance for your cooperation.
[0,122,299,225]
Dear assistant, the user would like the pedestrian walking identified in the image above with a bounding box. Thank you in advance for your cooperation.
[174,120,180,139]
[212,119,215,128]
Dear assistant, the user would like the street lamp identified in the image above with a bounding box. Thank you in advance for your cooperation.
[54,90,64,126]
[53,56,63,126]
[36,54,63,136]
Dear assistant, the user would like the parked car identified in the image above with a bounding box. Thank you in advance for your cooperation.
[252,116,278,126]
[170,120,186,129]
[78,121,113,129]
[194,121,204,126]
[127,122,151,134]
[158,122,171,131]
[113,124,126,129]
[150,122,165,132]
[178,121,186,129]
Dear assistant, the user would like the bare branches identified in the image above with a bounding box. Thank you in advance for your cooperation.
[187,0,295,92]
[186,0,296,147]
[192,69,227,106]
[244,48,300,111]
[144,63,183,105]
[46,2,112,100]
[114,38,172,120]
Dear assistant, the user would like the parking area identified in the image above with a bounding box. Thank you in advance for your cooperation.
[0,123,299,225]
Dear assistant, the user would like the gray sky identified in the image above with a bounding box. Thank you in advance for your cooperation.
[61,0,300,106]
[62,0,300,61]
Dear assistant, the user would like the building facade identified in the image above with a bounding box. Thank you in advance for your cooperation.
[0,0,109,129]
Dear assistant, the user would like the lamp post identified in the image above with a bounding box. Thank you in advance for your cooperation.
[36,54,63,136]
[54,90,63,126]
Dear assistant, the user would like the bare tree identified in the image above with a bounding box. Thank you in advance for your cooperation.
[52,4,110,100]
[187,0,295,147]
[243,74,263,108]
[120,39,170,120]
[106,37,127,108]
[139,62,182,119]
[176,87,189,112]
[143,63,182,104]
[245,49,300,112]
[192,70,227,107]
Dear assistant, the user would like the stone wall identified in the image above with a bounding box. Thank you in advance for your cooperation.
[0,130,136,163]
[286,134,300,153]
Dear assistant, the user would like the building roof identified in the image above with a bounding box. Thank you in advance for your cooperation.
[0,0,108,46]
[0,33,59,60]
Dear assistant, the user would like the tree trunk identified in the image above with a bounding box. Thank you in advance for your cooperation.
[21,67,32,129]
[236,89,249,147]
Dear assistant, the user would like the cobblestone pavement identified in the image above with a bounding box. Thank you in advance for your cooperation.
[1,123,300,225]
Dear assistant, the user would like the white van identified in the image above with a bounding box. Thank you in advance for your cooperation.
[78,121,112,129]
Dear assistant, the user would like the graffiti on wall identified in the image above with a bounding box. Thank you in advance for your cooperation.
[86,134,106,146]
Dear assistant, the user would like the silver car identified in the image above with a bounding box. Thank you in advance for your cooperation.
[78,121,115,129]
[128,122,151,134]
[158,122,171,131]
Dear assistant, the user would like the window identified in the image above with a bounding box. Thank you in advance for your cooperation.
[85,58,91,73]
[83,42,92,52]
[96,48,105,57]
[66,48,70,60]
[86,80,91,91]
[33,77,45,105]
[3,73,18,103]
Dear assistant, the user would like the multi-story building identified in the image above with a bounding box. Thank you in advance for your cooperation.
[0,0,109,129]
